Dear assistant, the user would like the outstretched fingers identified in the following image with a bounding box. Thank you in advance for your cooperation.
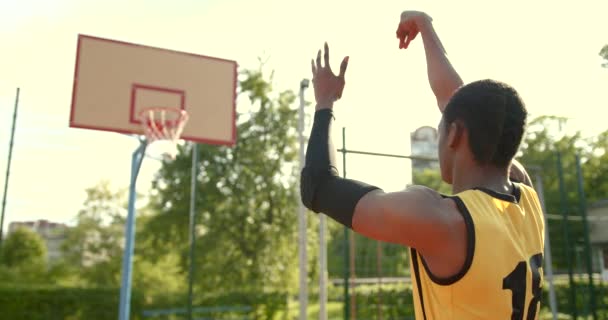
[403,35,413,49]
[339,56,349,78]
[324,42,330,70]
[312,42,348,79]
[396,21,418,49]
[316,49,322,70]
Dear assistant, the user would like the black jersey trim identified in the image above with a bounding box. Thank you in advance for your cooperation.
[411,248,428,320]
[473,182,521,203]
[419,196,476,286]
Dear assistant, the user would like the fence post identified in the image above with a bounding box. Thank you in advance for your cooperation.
[533,170,558,320]
[557,152,577,319]
[575,154,597,320]
[342,127,350,320]
[297,79,309,320]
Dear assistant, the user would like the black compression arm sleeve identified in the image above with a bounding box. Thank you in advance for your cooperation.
[300,109,381,228]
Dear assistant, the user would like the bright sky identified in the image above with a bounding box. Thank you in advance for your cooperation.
[0,0,607,230]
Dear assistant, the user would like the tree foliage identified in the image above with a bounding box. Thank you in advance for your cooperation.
[412,168,452,195]
[57,181,126,286]
[53,180,186,296]
[600,44,608,68]
[0,227,48,283]
[1,227,47,269]
[519,116,608,271]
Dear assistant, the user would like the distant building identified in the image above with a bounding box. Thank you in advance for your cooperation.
[588,200,608,281]
[8,220,69,264]
[410,126,439,171]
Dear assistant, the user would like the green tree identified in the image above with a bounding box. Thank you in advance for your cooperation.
[58,181,126,286]
[518,115,608,272]
[0,227,47,268]
[582,130,608,203]
[600,44,608,68]
[54,181,185,299]
[62,181,126,286]
[132,213,187,301]
[141,67,305,296]
[412,168,452,195]
[0,227,47,282]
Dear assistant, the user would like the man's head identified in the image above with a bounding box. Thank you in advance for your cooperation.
[437,79,528,184]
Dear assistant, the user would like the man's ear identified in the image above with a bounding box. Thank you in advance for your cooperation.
[447,120,465,149]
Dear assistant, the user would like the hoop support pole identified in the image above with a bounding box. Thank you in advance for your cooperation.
[118,138,147,320]
[187,143,199,320]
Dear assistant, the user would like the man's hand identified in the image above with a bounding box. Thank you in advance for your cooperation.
[509,159,533,187]
[397,10,458,111]
[396,11,433,49]
[311,42,349,110]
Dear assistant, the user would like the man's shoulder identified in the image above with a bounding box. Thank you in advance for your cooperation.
[405,185,459,212]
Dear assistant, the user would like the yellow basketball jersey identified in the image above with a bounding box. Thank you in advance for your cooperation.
[410,183,545,320]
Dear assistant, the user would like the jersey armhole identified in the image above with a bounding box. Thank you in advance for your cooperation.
[419,196,476,286]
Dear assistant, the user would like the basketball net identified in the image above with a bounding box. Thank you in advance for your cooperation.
[139,107,189,160]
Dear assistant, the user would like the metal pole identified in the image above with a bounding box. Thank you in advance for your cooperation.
[0,88,20,247]
[350,228,356,320]
[118,139,147,320]
[342,127,350,320]
[376,241,382,320]
[575,154,597,320]
[319,209,327,320]
[336,148,437,161]
[533,171,558,320]
[598,250,605,282]
[297,79,309,320]
[557,152,577,320]
[187,143,199,320]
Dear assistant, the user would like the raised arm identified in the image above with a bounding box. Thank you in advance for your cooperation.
[397,11,463,112]
[300,43,462,254]
[397,12,533,188]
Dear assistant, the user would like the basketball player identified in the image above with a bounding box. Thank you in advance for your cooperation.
[300,11,544,320]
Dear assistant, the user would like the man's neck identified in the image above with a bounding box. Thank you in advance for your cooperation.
[451,164,511,195]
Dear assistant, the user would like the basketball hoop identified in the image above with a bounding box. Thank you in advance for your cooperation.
[138,107,189,160]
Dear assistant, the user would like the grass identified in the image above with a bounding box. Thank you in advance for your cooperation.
[274,301,342,320]
[270,279,608,320]
[273,301,578,320]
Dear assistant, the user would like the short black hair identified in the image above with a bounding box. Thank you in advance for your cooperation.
[443,79,527,167]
